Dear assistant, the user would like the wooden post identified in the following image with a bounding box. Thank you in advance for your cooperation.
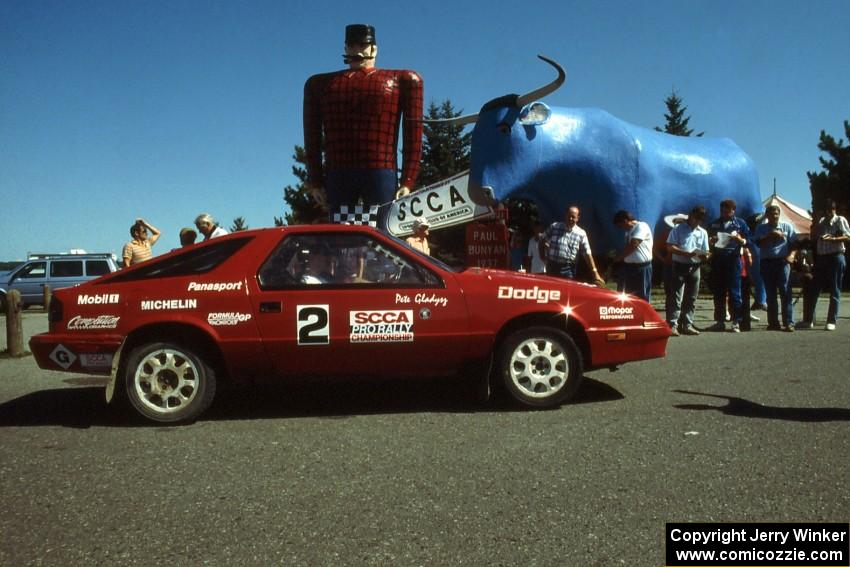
[43,285,51,313]
[5,290,24,356]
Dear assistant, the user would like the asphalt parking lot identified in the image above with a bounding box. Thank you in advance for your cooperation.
[1,297,848,566]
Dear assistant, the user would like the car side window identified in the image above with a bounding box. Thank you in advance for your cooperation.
[85,260,111,276]
[258,233,442,290]
[50,260,83,277]
[15,262,46,279]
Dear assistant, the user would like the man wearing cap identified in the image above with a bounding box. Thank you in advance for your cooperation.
[706,199,752,332]
[665,206,710,336]
[303,24,423,228]
[753,204,797,332]
[406,219,431,255]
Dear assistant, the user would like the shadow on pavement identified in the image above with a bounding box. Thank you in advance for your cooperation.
[673,389,850,422]
[0,375,623,427]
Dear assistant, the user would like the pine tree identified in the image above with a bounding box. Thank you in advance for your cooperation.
[230,217,249,232]
[418,100,472,188]
[807,120,850,214]
[655,89,704,137]
[281,145,326,225]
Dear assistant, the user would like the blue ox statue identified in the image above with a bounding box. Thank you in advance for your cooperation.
[436,56,761,253]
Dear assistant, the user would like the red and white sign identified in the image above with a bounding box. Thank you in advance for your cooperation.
[465,222,509,269]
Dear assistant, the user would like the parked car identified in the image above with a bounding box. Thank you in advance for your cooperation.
[29,225,670,423]
[0,253,119,311]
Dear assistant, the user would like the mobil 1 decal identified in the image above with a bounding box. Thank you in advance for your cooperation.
[297,304,329,345]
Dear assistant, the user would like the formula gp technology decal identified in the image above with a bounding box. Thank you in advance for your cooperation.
[207,312,252,326]
[67,315,120,330]
[497,286,561,304]
[349,310,414,343]
[598,306,635,320]
[187,281,244,292]
[77,293,120,305]
[141,299,198,311]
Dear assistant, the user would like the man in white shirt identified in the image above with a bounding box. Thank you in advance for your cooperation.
[525,221,546,274]
[194,213,230,241]
[798,199,849,330]
[613,210,653,301]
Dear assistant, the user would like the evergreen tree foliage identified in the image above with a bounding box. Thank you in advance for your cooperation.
[655,89,704,137]
[418,100,472,188]
[230,217,249,232]
[281,145,326,226]
[807,120,850,215]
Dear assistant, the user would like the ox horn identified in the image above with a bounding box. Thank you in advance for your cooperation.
[421,54,566,127]
[515,55,566,108]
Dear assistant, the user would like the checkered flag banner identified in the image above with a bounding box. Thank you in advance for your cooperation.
[332,205,379,227]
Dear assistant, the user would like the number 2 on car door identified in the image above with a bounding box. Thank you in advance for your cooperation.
[297,305,329,345]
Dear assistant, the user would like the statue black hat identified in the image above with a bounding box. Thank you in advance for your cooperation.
[345,24,376,45]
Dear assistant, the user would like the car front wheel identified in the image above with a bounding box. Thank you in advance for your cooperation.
[124,342,216,423]
[497,327,583,408]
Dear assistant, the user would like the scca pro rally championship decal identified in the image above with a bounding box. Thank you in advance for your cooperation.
[599,306,634,320]
[349,310,414,343]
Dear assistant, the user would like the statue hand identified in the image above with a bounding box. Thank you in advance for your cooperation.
[309,186,328,209]
[395,186,411,199]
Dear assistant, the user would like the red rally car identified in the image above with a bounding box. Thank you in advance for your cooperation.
[30,225,670,423]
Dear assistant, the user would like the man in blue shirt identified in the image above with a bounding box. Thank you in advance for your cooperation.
[753,205,797,331]
[706,199,752,332]
[665,205,710,336]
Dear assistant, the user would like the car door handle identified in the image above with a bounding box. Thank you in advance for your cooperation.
[259,301,281,313]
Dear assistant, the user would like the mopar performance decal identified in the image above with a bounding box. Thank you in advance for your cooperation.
[187,281,243,292]
[67,315,120,330]
[207,312,252,326]
[77,293,120,305]
[297,305,329,345]
[141,299,198,311]
[599,306,635,320]
[349,310,414,343]
[49,344,76,369]
[497,286,561,304]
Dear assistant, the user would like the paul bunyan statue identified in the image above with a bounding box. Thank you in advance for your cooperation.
[303,24,423,227]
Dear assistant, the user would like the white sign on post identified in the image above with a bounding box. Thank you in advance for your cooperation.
[386,171,493,237]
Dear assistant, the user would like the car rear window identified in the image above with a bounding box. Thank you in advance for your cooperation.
[103,237,252,283]
[86,260,111,276]
[50,260,84,277]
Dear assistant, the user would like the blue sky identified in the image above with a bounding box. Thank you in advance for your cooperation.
[1,0,848,260]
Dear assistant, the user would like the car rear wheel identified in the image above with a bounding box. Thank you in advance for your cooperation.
[124,342,216,423]
[497,326,583,408]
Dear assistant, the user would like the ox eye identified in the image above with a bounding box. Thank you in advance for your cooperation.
[497,123,511,135]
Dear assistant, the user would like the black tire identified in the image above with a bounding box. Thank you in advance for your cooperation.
[123,342,216,424]
[497,326,583,408]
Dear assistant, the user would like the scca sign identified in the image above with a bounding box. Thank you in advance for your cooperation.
[386,171,492,237]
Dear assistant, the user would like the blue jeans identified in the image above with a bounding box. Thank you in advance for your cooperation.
[805,253,846,325]
[760,258,794,327]
[666,262,700,330]
[326,169,398,229]
[750,244,766,306]
[546,261,577,279]
[711,252,743,324]
[618,262,652,301]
